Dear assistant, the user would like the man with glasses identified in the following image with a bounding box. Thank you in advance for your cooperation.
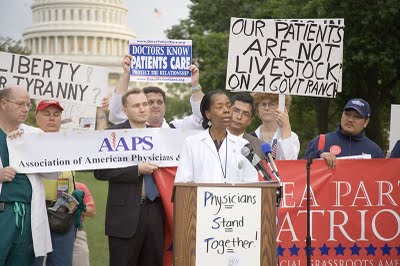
[304,98,384,169]
[0,86,54,265]
[228,92,265,158]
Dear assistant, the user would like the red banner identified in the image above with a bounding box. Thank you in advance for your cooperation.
[154,159,400,265]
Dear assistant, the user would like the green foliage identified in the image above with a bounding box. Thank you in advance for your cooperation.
[166,0,400,155]
[75,171,109,266]
[0,37,30,55]
[164,84,192,122]
[0,37,37,125]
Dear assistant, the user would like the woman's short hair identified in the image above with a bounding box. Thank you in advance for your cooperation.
[121,87,143,107]
[251,92,292,113]
[200,90,227,129]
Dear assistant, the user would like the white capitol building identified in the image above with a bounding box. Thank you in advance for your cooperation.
[22,0,136,81]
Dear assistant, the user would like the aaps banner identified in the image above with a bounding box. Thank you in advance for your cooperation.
[8,128,200,173]
[129,39,192,83]
[0,52,109,106]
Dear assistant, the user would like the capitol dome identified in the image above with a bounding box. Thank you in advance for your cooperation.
[23,0,136,78]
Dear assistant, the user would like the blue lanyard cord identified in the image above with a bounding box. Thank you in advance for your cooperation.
[13,202,26,236]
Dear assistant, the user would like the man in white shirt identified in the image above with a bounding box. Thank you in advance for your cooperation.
[109,55,204,129]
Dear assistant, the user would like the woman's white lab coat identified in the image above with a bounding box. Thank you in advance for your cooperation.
[175,130,258,183]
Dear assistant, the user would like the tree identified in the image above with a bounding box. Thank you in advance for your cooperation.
[260,0,400,151]
[164,84,193,122]
[167,0,400,155]
[0,37,30,55]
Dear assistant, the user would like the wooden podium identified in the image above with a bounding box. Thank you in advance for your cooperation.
[173,181,280,266]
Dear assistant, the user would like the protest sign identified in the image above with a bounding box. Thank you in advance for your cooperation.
[129,39,192,83]
[226,18,344,98]
[389,104,400,152]
[58,100,97,131]
[0,52,109,106]
[8,128,200,173]
[196,187,261,265]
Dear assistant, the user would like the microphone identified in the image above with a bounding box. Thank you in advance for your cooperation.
[261,142,283,207]
[241,144,272,181]
[261,142,280,181]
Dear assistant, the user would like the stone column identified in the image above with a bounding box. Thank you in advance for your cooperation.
[55,36,58,54]
[32,38,37,54]
[92,36,96,55]
[38,37,42,54]
[84,36,87,54]
[102,37,106,55]
[64,36,68,54]
[46,37,50,54]
[112,38,116,55]
[74,36,78,54]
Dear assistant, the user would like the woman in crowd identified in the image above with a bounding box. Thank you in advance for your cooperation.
[175,90,258,183]
[250,93,300,160]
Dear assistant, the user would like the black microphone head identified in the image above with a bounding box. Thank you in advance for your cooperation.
[261,142,272,154]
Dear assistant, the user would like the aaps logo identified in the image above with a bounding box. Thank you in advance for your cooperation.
[98,131,153,152]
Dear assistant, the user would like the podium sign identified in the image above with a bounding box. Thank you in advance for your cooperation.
[196,187,262,265]
[173,182,279,266]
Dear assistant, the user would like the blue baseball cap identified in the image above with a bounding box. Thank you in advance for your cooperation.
[343,98,370,118]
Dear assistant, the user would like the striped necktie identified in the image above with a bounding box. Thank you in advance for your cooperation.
[271,139,277,159]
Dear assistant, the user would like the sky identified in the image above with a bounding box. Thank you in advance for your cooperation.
[0,0,191,41]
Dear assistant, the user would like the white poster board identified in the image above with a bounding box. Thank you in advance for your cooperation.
[59,101,97,131]
[129,39,192,83]
[389,104,400,152]
[196,187,261,266]
[0,52,108,106]
[226,18,344,98]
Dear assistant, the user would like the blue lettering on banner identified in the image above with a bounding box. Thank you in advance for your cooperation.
[129,43,192,78]
[98,136,154,152]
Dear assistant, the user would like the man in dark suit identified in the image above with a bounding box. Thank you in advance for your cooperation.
[94,88,164,266]
[228,92,265,158]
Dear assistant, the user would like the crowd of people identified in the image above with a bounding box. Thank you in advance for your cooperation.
[0,55,398,266]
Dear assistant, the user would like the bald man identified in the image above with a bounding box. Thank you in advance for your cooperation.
[0,86,53,265]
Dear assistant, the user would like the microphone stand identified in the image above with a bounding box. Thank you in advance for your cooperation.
[306,156,313,266]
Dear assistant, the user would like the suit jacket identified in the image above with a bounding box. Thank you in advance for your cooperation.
[243,132,265,159]
[94,120,143,238]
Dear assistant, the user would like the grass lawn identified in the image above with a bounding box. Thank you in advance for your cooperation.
[76,171,109,266]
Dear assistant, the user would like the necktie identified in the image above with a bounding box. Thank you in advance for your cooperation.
[144,174,159,201]
[271,139,277,159]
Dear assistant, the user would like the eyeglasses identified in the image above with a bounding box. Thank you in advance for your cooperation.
[232,107,252,119]
[5,99,32,110]
[343,111,365,121]
[259,101,278,109]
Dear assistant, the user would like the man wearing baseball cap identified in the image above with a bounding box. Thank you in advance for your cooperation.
[33,99,77,266]
[304,98,384,169]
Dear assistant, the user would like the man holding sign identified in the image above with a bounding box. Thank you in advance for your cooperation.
[109,55,204,129]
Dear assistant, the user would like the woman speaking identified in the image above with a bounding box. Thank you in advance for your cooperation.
[175,90,258,183]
